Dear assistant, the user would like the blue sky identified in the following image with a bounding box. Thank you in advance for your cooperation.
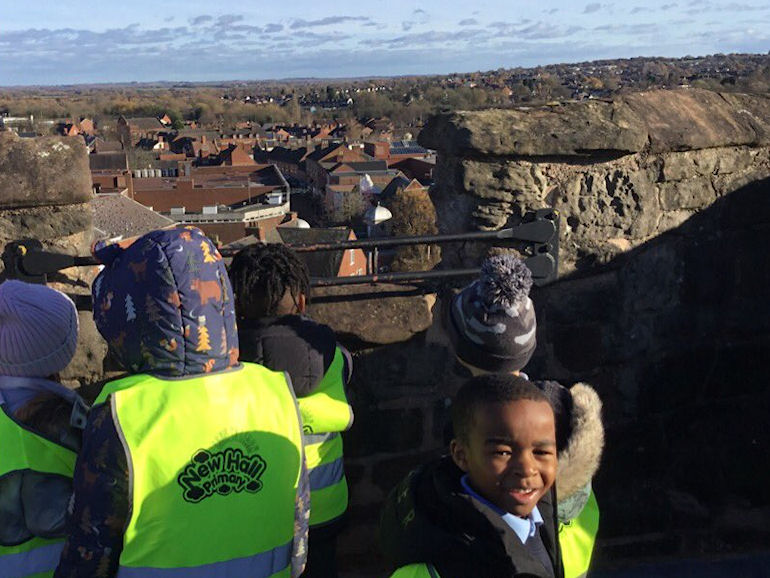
[0,0,768,86]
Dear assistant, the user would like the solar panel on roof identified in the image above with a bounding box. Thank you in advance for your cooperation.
[390,147,426,155]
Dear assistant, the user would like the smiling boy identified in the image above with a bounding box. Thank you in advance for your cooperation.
[380,374,563,578]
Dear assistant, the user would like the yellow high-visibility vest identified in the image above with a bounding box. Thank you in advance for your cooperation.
[95,363,304,577]
[559,489,599,578]
[390,563,441,578]
[297,347,353,527]
[0,401,76,578]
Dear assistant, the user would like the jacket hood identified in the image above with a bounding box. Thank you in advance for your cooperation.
[557,383,604,505]
[92,227,238,377]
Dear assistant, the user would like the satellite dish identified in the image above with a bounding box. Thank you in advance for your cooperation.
[364,203,392,225]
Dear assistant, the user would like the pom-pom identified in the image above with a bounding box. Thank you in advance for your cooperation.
[478,254,532,310]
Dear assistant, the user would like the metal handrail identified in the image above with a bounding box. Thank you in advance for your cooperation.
[2,210,559,290]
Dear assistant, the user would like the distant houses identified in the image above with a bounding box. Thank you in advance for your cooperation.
[223,226,367,279]
[73,109,436,257]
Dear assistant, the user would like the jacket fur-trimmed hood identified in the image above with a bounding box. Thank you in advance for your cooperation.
[556,382,604,503]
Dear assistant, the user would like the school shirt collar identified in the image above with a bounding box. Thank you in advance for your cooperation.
[460,474,544,544]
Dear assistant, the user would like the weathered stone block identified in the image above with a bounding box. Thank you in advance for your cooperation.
[619,242,682,313]
[345,407,424,457]
[661,150,719,181]
[350,342,454,402]
[623,89,770,152]
[719,92,770,143]
[370,450,442,494]
[656,209,694,233]
[419,101,648,157]
[0,132,91,208]
[60,311,108,387]
[716,148,753,174]
[0,201,103,387]
[0,203,91,245]
[309,284,434,346]
[537,271,620,326]
[552,323,607,373]
[563,167,659,239]
[713,167,770,199]
[659,177,716,210]
[461,159,547,202]
[717,175,770,229]
[471,201,512,230]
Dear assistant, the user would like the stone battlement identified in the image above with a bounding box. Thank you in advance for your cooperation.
[1,88,769,574]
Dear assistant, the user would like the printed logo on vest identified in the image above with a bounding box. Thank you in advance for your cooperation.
[178,448,267,503]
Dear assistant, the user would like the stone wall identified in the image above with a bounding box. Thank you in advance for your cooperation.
[527,177,770,563]
[330,90,770,575]
[332,88,769,571]
[419,89,770,275]
[3,89,769,575]
[0,131,106,385]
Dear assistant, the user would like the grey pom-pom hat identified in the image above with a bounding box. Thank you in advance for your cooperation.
[447,255,536,373]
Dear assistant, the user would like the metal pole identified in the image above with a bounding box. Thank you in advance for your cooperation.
[280,223,554,254]
[311,268,481,287]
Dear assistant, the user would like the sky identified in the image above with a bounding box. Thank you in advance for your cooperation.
[0,0,768,86]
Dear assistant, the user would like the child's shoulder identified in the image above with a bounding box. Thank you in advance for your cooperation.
[279,314,335,337]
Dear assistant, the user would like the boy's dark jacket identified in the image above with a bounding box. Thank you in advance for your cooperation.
[380,456,563,578]
[237,315,351,397]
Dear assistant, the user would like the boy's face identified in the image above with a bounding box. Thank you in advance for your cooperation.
[451,399,557,517]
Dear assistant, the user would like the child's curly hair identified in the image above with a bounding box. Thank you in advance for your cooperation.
[228,243,310,318]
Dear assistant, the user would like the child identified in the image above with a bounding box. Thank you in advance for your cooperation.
[56,228,308,578]
[380,373,562,577]
[228,243,353,578]
[0,280,85,577]
[445,254,604,578]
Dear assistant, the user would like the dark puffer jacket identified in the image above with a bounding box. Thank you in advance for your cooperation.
[380,456,563,578]
[238,315,352,398]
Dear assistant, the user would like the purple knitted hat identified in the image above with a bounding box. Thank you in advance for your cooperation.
[0,280,79,377]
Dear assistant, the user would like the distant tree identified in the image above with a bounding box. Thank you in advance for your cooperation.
[585,76,604,90]
[325,188,367,225]
[353,92,395,119]
[386,186,441,272]
[167,109,185,130]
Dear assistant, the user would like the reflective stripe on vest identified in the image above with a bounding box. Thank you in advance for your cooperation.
[298,348,352,527]
[115,540,292,578]
[390,563,441,578]
[308,455,344,490]
[0,400,76,578]
[97,363,303,577]
[305,433,343,480]
[0,539,65,578]
[559,489,599,578]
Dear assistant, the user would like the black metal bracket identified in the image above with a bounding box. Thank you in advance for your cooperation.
[1,239,47,284]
